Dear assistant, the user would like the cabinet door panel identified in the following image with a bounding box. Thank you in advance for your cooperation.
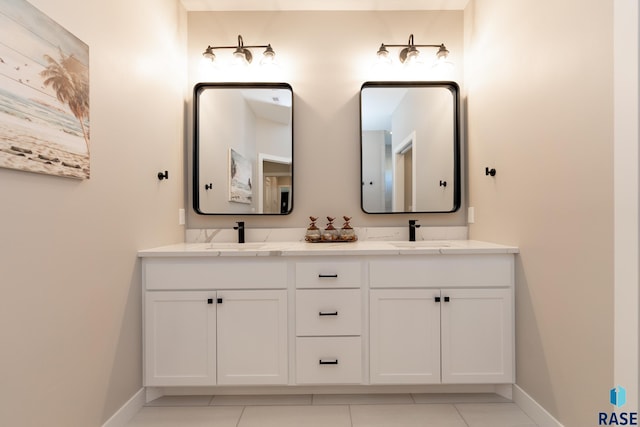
[217,290,288,385]
[441,288,513,383]
[144,291,216,386]
[370,289,441,384]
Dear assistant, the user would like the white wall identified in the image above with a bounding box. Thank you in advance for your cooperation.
[0,0,186,425]
[465,0,616,425]
[186,11,466,228]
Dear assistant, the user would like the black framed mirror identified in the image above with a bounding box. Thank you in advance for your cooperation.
[360,81,460,214]
[194,83,293,215]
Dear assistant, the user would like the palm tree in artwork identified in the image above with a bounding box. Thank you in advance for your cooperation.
[40,48,90,154]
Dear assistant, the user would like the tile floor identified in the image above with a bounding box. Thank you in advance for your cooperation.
[127,393,538,427]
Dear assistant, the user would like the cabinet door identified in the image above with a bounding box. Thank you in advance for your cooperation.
[370,289,441,384]
[441,288,513,383]
[216,290,288,385]
[144,291,216,386]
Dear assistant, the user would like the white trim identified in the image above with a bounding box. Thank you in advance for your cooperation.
[101,388,145,427]
[614,0,639,412]
[512,384,564,427]
[143,384,503,396]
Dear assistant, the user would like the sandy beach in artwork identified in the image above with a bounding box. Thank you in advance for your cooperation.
[0,112,89,179]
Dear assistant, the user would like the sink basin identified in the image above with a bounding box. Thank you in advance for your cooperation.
[206,242,266,250]
[391,241,453,248]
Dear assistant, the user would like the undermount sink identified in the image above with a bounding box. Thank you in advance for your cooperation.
[391,241,453,248]
[206,242,267,250]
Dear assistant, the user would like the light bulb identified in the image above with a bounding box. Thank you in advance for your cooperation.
[260,45,277,67]
[232,49,249,67]
[403,46,422,68]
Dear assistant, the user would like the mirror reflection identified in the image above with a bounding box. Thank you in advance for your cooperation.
[360,82,460,214]
[194,83,293,215]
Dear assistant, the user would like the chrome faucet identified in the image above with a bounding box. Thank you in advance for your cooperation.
[409,219,421,242]
[233,221,245,243]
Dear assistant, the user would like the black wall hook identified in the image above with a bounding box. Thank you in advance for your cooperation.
[205,183,213,190]
[157,171,168,180]
[439,180,447,187]
[485,167,496,177]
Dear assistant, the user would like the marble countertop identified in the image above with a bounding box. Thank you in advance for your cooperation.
[138,240,519,257]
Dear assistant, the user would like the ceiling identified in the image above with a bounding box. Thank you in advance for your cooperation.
[180,0,470,11]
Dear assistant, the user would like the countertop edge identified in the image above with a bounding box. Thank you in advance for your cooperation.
[138,241,520,257]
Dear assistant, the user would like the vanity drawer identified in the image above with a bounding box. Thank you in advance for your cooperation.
[144,258,287,290]
[369,255,514,288]
[295,261,362,288]
[296,289,361,336]
[295,337,362,384]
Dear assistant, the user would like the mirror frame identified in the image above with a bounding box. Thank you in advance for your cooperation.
[193,82,294,215]
[359,81,461,214]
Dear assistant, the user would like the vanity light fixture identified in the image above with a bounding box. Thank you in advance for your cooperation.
[202,35,276,66]
[376,34,450,67]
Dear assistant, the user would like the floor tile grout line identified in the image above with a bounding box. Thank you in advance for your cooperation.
[452,403,472,427]
[348,404,354,427]
[235,405,246,427]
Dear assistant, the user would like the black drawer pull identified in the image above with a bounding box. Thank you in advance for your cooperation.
[444,296,450,302]
[318,274,338,278]
[435,297,441,303]
[319,311,339,316]
[217,298,223,304]
[319,359,339,365]
[207,298,214,304]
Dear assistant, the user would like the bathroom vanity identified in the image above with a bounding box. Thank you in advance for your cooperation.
[139,239,518,395]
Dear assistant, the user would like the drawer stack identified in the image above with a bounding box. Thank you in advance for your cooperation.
[294,260,363,384]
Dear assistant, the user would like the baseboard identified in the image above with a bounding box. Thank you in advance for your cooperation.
[101,388,145,427]
[512,384,564,427]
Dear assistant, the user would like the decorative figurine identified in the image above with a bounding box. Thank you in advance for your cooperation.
[305,216,321,242]
[322,216,339,241]
[340,216,357,241]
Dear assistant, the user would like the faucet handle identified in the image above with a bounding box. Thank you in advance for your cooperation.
[234,221,244,229]
[409,219,420,227]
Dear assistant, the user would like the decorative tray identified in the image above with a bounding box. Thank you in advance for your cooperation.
[306,236,358,243]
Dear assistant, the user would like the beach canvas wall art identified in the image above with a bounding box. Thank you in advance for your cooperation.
[229,148,253,204]
[0,0,90,179]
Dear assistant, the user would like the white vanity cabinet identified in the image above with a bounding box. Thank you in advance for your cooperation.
[143,258,288,387]
[369,255,514,385]
[139,240,517,392]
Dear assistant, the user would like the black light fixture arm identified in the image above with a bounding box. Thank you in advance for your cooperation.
[204,35,271,50]
[381,34,444,49]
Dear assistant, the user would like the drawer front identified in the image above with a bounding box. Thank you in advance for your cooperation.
[296,337,362,384]
[144,258,287,290]
[369,255,514,288]
[296,289,361,336]
[295,261,362,288]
